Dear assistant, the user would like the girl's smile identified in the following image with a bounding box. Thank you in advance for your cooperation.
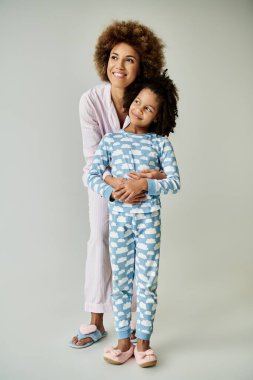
[128,88,159,133]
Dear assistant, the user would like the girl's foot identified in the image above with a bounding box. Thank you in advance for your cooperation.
[134,339,157,367]
[137,338,150,352]
[104,339,134,365]
[71,313,105,347]
[114,338,131,352]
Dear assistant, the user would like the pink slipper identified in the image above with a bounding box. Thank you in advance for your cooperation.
[134,346,157,368]
[104,345,134,365]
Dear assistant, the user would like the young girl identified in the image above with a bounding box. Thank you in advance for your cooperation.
[87,71,180,367]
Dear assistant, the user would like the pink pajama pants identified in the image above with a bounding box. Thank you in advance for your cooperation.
[84,188,112,312]
[84,188,136,313]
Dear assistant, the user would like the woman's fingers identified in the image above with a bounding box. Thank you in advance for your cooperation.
[113,188,128,198]
[127,173,140,179]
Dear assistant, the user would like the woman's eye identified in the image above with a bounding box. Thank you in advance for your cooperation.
[111,55,117,60]
[126,58,134,63]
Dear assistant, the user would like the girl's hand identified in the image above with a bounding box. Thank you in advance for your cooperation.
[128,169,166,180]
[104,175,126,188]
[112,179,148,203]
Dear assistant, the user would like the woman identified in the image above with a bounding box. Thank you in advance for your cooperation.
[70,20,166,348]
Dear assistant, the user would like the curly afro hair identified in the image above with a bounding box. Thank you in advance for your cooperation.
[94,20,165,81]
[123,70,179,137]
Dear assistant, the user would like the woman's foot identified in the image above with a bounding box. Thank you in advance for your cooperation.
[71,313,105,347]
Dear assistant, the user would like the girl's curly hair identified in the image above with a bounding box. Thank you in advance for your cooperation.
[123,70,179,137]
[94,20,165,81]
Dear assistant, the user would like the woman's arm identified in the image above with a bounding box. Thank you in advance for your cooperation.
[87,136,114,200]
[79,93,103,187]
[127,169,166,180]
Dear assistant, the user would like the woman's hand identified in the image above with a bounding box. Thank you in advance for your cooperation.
[111,190,147,204]
[127,169,166,180]
[112,179,148,203]
[104,175,126,188]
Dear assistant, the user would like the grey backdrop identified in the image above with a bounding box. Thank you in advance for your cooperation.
[1,0,252,379]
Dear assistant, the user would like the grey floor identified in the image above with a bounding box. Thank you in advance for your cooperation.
[1,251,253,380]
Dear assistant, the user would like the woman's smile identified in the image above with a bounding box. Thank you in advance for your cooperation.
[107,42,140,89]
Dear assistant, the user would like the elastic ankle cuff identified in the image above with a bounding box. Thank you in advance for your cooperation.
[136,331,152,340]
[117,328,131,339]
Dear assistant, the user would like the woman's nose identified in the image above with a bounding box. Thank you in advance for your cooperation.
[116,59,124,70]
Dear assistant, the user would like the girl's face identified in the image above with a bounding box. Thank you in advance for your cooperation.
[107,42,140,89]
[129,88,160,131]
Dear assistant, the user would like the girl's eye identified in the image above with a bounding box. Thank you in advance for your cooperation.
[134,99,139,104]
[126,58,134,63]
[111,55,117,60]
[145,107,152,112]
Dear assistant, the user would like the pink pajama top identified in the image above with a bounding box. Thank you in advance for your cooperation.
[79,83,130,186]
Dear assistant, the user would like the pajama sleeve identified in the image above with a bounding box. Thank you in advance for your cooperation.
[147,138,180,195]
[87,136,114,200]
[79,93,111,187]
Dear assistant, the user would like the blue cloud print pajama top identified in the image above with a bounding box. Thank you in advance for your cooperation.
[87,129,180,340]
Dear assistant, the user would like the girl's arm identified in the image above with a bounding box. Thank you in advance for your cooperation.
[146,138,180,195]
[87,135,114,200]
[104,175,126,188]
[116,138,180,199]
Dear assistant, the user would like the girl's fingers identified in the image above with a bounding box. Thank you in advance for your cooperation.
[133,196,147,201]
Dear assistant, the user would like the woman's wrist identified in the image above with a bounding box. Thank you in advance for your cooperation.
[139,178,148,192]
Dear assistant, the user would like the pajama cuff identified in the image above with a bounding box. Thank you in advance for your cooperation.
[147,179,157,196]
[117,328,131,340]
[103,185,114,200]
[136,330,152,341]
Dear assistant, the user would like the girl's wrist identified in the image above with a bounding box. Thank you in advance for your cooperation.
[104,175,113,185]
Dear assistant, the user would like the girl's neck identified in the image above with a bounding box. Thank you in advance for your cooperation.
[125,123,150,135]
[111,86,127,127]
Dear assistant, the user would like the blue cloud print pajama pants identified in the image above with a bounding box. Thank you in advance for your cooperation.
[109,209,161,341]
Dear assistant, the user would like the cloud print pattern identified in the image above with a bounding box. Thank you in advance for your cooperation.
[87,129,180,214]
[109,210,161,340]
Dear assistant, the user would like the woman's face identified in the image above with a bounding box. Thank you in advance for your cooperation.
[107,42,140,89]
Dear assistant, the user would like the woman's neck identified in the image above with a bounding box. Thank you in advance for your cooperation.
[111,86,127,127]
